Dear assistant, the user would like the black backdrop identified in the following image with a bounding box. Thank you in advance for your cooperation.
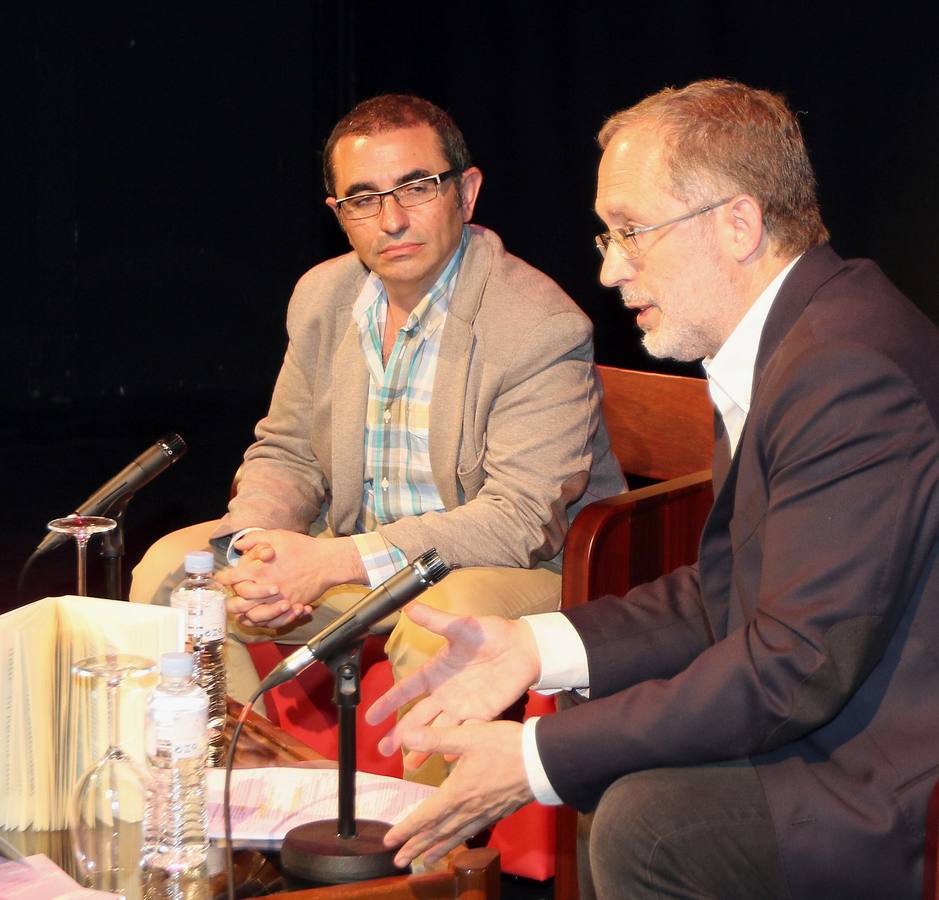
[3,2,938,606]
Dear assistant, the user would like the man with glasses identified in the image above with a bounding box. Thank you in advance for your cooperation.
[366,80,939,896]
[130,95,624,784]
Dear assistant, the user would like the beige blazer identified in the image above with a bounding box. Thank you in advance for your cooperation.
[216,226,624,569]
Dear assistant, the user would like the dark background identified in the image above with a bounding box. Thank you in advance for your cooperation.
[3,2,938,610]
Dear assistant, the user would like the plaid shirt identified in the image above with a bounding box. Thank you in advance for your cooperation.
[349,229,468,586]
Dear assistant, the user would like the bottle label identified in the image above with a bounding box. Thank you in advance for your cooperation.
[147,705,208,760]
[171,590,227,642]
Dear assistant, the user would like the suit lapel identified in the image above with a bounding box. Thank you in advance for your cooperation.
[751,244,846,394]
[711,411,732,496]
[330,303,370,535]
[697,245,849,635]
[428,229,491,509]
[698,413,740,636]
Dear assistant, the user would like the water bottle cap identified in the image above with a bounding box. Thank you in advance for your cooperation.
[160,651,194,677]
[184,550,214,574]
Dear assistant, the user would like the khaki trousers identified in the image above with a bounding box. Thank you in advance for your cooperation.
[130,520,560,784]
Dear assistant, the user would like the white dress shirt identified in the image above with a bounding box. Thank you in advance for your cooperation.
[520,256,800,805]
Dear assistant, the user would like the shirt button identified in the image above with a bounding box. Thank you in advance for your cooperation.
[381,477,389,491]
[383,408,392,423]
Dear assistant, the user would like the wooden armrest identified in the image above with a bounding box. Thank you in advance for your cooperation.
[251,847,500,899]
[561,470,713,608]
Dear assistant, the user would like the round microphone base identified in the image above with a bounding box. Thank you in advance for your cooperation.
[280,819,402,885]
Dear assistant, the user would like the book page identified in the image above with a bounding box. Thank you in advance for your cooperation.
[55,596,184,827]
[0,596,184,830]
[206,767,436,842]
[0,599,57,830]
[55,595,184,768]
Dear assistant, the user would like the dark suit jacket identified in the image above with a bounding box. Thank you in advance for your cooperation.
[537,245,939,898]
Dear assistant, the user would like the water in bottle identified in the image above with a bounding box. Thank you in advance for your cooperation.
[170,550,227,766]
[141,652,209,899]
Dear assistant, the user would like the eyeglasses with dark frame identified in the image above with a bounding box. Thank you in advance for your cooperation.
[334,169,461,220]
[594,197,734,260]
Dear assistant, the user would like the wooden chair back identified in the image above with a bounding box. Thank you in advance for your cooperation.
[597,365,714,481]
[562,366,715,607]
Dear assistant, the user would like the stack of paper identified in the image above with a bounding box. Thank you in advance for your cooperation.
[207,767,436,841]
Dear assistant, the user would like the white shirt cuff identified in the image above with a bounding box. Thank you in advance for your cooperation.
[522,717,563,805]
[522,612,590,691]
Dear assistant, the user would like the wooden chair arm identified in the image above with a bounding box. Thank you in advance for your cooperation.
[561,470,714,609]
[253,847,500,899]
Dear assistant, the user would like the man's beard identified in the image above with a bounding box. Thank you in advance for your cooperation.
[621,288,708,362]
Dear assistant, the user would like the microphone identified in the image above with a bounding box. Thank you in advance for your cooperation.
[257,548,450,695]
[35,433,187,555]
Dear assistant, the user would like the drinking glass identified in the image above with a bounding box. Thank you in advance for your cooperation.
[70,654,155,898]
[47,514,118,595]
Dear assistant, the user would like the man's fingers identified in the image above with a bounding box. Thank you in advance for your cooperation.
[365,673,434,726]
[218,563,278,591]
[232,598,290,620]
[233,581,281,601]
[216,567,253,586]
[386,800,491,868]
[250,545,276,562]
[384,791,454,853]
[233,531,274,551]
[399,601,464,637]
[398,724,468,759]
[394,829,469,869]
[415,816,492,866]
[398,718,466,770]
[402,748,433,770]
[401,710,462,768]
[227,594,281,615]
[238,607,304,630]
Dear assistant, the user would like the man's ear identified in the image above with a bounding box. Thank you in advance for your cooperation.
[456,167,483,223]
[722,194,765,262]
[325,196,347,234]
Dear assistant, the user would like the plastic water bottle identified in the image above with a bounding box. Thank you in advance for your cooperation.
[171,550,227,766]
[141,652,209,890]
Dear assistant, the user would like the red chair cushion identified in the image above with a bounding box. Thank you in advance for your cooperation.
[246,636,402,778]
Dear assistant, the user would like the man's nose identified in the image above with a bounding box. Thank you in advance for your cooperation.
[599,247,637,288]
[377,193,408,233]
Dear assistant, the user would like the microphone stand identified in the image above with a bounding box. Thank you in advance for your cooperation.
[279,639,400,885]
[99,495,131,601]
[223,551,449,895]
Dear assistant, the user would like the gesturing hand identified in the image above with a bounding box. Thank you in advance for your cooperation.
[383,721,534,868]
[365,603,541,767]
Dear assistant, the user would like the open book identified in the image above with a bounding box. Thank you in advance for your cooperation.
[0,595,184,830]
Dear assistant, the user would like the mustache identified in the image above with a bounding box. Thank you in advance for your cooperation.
[619,288,657,308]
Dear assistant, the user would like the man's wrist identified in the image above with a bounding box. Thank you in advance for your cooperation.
[521,717,563,805]
[522,613,590,691]
[350,532,407,587]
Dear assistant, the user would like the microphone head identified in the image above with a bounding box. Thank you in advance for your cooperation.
[412,548,449,585]
[156,433,187,460]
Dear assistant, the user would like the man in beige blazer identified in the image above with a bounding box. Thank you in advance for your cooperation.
[131,95,623,781]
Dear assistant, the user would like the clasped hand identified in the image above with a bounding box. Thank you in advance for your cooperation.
[216,529,366,630]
